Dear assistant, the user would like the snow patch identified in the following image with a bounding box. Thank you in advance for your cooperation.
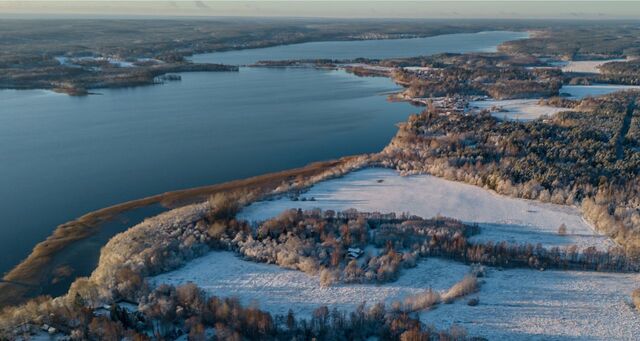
[553,59,626,74]
[469,99,570,121]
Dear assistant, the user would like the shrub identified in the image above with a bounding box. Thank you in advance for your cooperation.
[558,223,568,236]
[319,268,339,287]
[208,193,240,220]
[207,222,227,238]
[404,289,440,311]
[114,267,145,301]
[297,257,319,274]
[442,275,478,303]
[402,252,418,268]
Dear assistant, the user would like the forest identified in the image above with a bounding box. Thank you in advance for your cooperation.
[598,59,640,85]
[499,24,640,59]
[378,91,640,256]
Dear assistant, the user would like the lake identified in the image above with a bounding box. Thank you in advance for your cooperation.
[193,31,528,65]
[0,31,525,292]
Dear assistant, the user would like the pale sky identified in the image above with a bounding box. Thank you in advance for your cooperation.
[1,1,640,19]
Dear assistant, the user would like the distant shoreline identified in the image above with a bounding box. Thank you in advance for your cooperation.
[0,62,239,96]
[0,28,528,95]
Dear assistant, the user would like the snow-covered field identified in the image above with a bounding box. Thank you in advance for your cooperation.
[150,250,640,340]
[467,84,640,120]
[240,168,612,250]
[150,169,636,340]
[468,99,570,121]
[560,84,640,99]
[150,251,470,318]
[424,267,640,340]
[554,59,626,74]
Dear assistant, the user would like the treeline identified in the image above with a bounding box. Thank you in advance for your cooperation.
[378,91,640,256]
[428,238,636,272]
[4,282,473,340]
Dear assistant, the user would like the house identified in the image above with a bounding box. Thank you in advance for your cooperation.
[93,305,111,317]
[347,247,364,259]
[92,298,139,317]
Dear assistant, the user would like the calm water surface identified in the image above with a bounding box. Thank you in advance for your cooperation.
[0,68,409,275]
[0,31,525,291]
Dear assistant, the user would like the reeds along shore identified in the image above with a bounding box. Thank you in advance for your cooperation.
[0,155,370,308]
